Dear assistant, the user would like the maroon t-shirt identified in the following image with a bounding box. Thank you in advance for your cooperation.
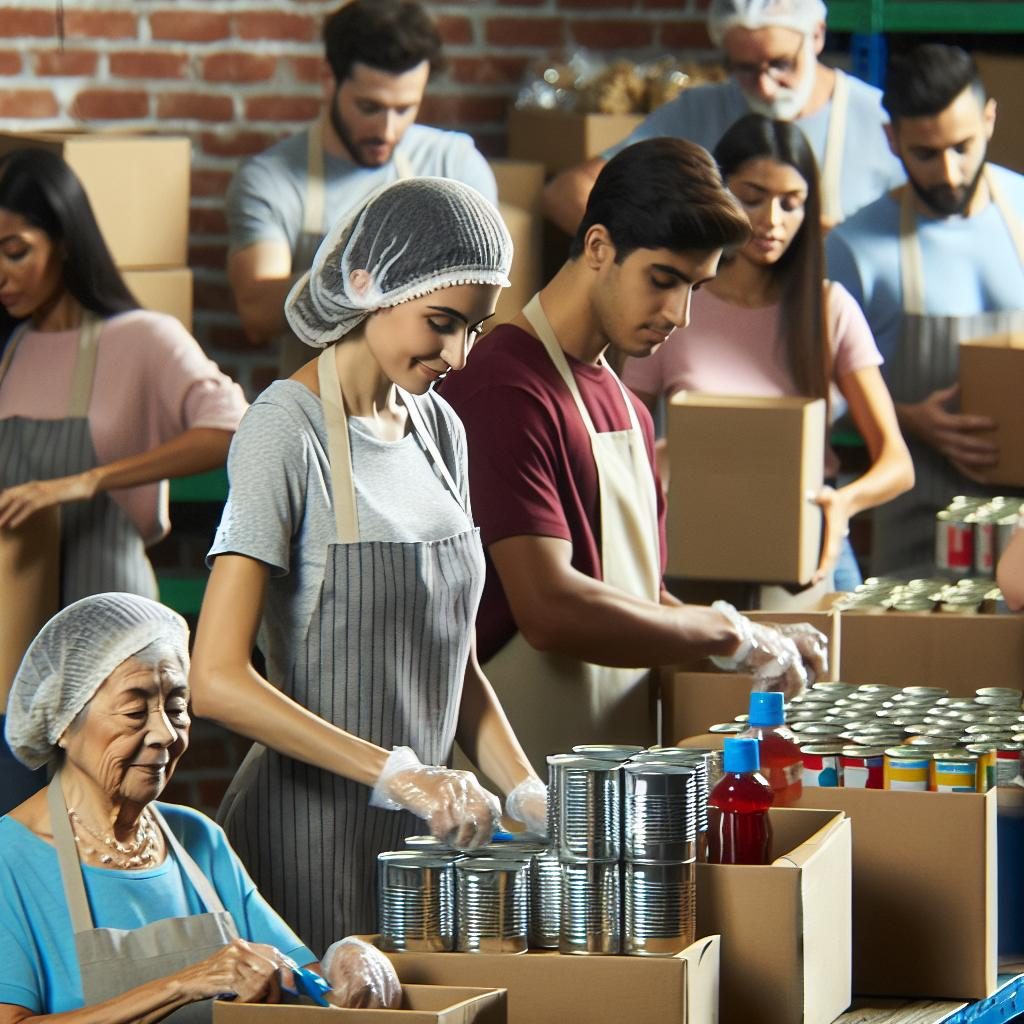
[440,324,667,663]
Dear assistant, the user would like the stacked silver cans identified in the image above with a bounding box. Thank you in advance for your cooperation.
[936,496,1022,578]
[454,856,530,953]
[834,575,1007,615]
[377,851,457,952]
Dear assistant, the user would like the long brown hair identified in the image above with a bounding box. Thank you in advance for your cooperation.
[713,115,830,404]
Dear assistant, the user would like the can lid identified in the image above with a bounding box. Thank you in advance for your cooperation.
[749,691,784,727]
[723,737,760,774]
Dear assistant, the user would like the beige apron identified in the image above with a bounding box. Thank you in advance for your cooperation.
[47,770,239,1022]
[871,169,1024,573]
[819,68,849,229]
[480,294,661,774]
[277,123,415,377]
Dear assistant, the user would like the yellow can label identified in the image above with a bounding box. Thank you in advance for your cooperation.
[884,755,929,790]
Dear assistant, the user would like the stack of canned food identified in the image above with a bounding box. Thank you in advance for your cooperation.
[834,575,1007,615]
[936,495,1022,578]
[711,683,1024,792]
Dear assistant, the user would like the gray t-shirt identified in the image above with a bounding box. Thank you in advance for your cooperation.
[208,380,474,683]
[226,124,498,257]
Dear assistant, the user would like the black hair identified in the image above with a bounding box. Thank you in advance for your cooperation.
[323,0,445,84]
[569,137,750,262]
[883,44,986,122]
[0,147,138,339]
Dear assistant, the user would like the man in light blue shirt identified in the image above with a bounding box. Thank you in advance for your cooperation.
[226,0,497,374]
[827,45,1024,572]
[543,0,904,235]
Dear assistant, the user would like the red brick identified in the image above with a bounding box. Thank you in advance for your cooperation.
[558,0,634,7]
[418,94,509,126]
[110,50,189,79]
[157,91,234,122]
[290,55,325,85]
[660,20,712,49]
[32,49,98,76]
[209,324,266,352]
[150,11,230,42]
[190,169,234,198]
[496,0,547,6]
[199,129,279,157]
[202,52,278,84]
[447,56,530,87]
[72,89,148,120]
[434,14,473,45]
[570,19,656,49]
[0,50,22,74]
[0,89,59,118]
[485,16,565,48]
[188,242,229,270]
[233,11,316,42]
[0,8,57,37]
[244,95,320,122]
[64,10,136,39]
[189,206,228,235]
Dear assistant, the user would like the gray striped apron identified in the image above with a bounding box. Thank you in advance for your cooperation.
[277,124,414,377]
[0,315,157,604]
[47,770,238,1022]
[871,171,1024,573]
[220,347,484,954]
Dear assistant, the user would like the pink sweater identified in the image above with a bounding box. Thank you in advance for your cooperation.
[0,310,247,544]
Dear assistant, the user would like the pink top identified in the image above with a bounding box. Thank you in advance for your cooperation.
[621,281,883,476]
[0,310,247,544]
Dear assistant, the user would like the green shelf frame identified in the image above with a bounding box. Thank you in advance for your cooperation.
[828,1,1024,34]
[168,466,228,504]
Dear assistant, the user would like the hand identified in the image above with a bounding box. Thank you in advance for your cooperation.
[322,937,402,1010]
[900,384,997,479]
[504,775,548,836]
[371,746,501,850]
[813,485,851,584]
[175,939,290,1005]
[0,471,99,529]
[770,622,829,687]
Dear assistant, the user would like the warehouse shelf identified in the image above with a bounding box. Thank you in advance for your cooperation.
[940,972,1024,1023]
[827,1,1024,34]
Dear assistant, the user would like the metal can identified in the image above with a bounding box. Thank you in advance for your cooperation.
[968,506,1001,578]
[846,731,906,748]
[965,744,998,791]
[884,746,931,790]
[930,751,979,792]
[799,744,843,787]
[903,686,950,701]
[904,736,956,751]
[572,744,646,762]
[992,742,1024,785]
[840,746,885,789]
[997,513,1019,562]
[936,508,974,574]
[708,722,744,734]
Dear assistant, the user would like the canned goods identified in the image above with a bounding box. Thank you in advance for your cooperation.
[455,857,530,954]
[708,722,744,734]
[840,746,885,788]
[936,508,974,573]
[992,742,1023,785]
[623,861,696,957]
[967,506,1001,578]
[572,744,646,762]
[904,736,955,751]
[378,852,456,953]
[904,687,950,700]
[965,744,997,791]
[997,513,1019,563]
[884,747,931,790]
[930,751,979,792]
[858,684,901,697]
[799,744,843,787]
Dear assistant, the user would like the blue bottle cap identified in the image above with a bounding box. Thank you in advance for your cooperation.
[749,691,784,727]
[723,737,760,774]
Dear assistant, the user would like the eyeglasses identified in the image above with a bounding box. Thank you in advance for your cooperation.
[725,39,804,86]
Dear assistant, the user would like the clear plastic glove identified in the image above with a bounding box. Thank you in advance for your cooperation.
[322,937,402,1010]
[709,601,827,701]
[371,746,501,850]
[504,776,548,837]
[771,622,829,686]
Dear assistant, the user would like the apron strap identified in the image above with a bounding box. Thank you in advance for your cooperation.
[303,121,326,240]
[820,68,849,228]
[47,769,96,935]
[149,806,227,915]
[399,388,468,514]
[317,347,361,544]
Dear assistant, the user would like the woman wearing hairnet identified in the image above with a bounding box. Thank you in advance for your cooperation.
[189,177,547,954]
[0,593,401,1021]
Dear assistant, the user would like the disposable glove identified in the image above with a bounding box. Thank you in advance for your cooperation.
[371,746,501,850]
[322,937,401,1010]
[504,776,548,837]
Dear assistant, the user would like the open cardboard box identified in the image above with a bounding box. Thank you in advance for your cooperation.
[698,807,851,1024]
[213,985,506,1023]
[507,108,641,175]
[665,394,825,585]
[959,331,1024,486]
[490,160,545,330]
[377,935,719,1024]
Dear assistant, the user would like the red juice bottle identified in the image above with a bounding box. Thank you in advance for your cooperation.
[739,691,803,807]
[707,737,774,865]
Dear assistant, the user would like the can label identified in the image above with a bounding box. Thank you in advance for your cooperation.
[884,754,930,790]
[996,749,1021,785]
[974,519,996,577]
[840,753,884,789]
[945,519,974,573]
[930,759,977,793]
[801,752,841,787]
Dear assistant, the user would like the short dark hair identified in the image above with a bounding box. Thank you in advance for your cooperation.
[323,0,444,84]
[569,137,750,262]
[883,44,986,122]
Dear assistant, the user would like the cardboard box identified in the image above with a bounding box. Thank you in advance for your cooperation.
[959,332,1024,486]
[507,108,642,176]
[122,267,194,332]
[0,131,191,269]
[698,808,851,1024]
[977,55,1024,175]
[491,159,545,331]
[213,986,506,1024]
[794,787,998,1000]
[380,935,719,1024]
[837,610,1024,691]
[665,394,825,585]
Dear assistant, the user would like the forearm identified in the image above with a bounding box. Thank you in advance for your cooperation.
[9,973,194,1024]
[835,441,915,518]
[541,161,602,236]
[90,428,234,494]
[234,277,294,346]
[997,526,1024,611]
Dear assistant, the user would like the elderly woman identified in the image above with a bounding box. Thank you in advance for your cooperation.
[0,593,400,1022]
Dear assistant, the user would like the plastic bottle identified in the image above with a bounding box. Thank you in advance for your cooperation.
[739,691,803,807]
[707,737,774,865]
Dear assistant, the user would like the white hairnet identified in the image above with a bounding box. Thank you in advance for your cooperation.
[5,593,190,770]
[286,176,513,348]
[708,0,827,45]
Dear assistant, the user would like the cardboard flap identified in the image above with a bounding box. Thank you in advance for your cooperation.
[771,809,849,870]
[675,934,720,1024]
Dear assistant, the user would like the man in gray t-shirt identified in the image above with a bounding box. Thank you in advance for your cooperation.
[226,0,497,375]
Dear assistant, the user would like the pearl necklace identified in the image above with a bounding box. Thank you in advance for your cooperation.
[68,808,160,869]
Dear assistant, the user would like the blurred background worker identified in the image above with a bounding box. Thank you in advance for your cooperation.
[543,0,904,238]
[827,44,1024,574]
[441,138,829,774]
[622,115,913,594]
[226,0,497,377]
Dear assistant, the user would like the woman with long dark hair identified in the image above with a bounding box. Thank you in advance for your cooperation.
[0,147,247,811]
[623,114,914,589]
